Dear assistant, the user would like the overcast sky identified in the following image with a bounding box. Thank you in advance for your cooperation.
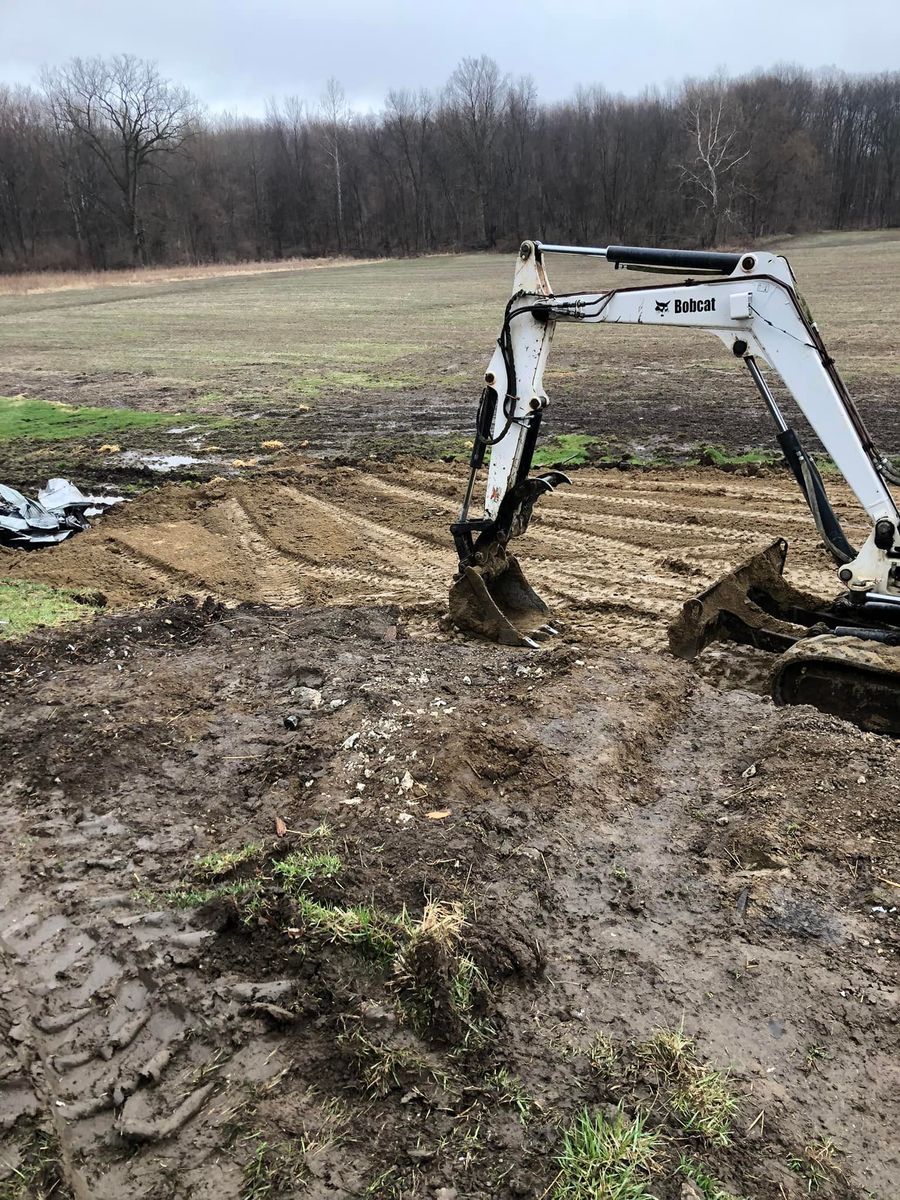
[2,0,898,115]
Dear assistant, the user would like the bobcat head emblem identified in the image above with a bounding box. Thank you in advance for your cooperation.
[655,300,670,315]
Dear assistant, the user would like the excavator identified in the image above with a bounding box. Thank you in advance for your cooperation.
[449,240,900,734]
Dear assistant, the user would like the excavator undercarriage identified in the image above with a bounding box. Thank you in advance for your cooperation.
[449,239,900,733]
[668,538,900,734]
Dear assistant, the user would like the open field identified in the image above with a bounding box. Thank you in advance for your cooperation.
[1,234,899,1199]
[1,232,899,476]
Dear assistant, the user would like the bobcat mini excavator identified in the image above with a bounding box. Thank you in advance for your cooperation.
[449,240,900,734]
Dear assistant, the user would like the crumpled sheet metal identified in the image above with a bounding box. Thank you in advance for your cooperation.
[0,477,125,549]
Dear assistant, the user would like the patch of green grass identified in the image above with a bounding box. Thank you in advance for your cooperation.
[292,896,399,960]
[552,1106,662,1200]
[637,1026,695,1074]
[638,1028,737,1147]
[239,1131,310,1199]
[164,878,261,910]
[484,1068,534,1124]
[451,953,487,1014]
[0,395,179,441]
[193,842,263,877]
[273,849,342,887]
[669,1068,737,1146]
[677,1154,743,1200]
[0,579,97,639]
[532,433,600,467]
[688,443,781,467]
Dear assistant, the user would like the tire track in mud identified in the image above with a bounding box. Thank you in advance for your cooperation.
[0,794,285,1198]
[225,493,440,606]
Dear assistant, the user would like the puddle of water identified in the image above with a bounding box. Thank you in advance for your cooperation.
[117,451,220,472]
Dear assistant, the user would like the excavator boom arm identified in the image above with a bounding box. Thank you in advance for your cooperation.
[461,240,900,600]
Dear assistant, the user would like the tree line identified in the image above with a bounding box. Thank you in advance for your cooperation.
[0,54,898,272]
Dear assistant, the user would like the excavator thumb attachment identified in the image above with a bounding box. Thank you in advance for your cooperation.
[449,556,558,648]
[668,538,815,658]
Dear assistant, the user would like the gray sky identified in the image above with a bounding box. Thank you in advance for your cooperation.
[2,0,898,115]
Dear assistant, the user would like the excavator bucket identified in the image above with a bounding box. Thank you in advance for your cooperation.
[449,557,557,648]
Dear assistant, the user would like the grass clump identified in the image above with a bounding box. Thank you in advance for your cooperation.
[341,1026,437,1098]
[194,842,263,877]
[239,1131,310,1199]
[291,895,398,961]
[787,1137,840,1193]
[638,1027,738,1147]
[532,433,600,467]
[393,900,489,1042]
[670,1070,738,1146]
[0,1124,68,1200]
[165,878,262,913]
[273,849,342,887]
[0,580,97,639]
[552,1106,661,1200]
[484,1068,534,1124]
[587,1032,619,1075]
[678,1154,744,1199]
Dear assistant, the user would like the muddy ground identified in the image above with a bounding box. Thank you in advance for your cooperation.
[1,462,899,1198]
[3,237,900,484]
[1,596,897,1200]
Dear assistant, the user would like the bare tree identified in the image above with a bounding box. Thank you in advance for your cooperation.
[679,85,750,245]
[443,56,508,244]
[1,58,898,272]
[320,78,348,250]
[42,55,196,264]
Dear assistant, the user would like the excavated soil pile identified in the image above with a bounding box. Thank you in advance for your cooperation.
[1,595,897,1198]
[0,461,869,654]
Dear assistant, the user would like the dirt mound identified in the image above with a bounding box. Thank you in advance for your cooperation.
[0,462,867,655]
[1,600,896,1197]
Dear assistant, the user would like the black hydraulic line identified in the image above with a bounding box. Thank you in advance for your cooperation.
[833,626,900,644]
[743,354,855,565]
[777,427,856,564]
[606,245,741,274]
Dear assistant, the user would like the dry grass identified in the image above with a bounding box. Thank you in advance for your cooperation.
[0,254,385,296]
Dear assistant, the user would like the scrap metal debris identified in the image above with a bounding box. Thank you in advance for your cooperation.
[0,478,125,548]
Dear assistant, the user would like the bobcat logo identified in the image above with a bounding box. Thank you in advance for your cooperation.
[655,300,670,314]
